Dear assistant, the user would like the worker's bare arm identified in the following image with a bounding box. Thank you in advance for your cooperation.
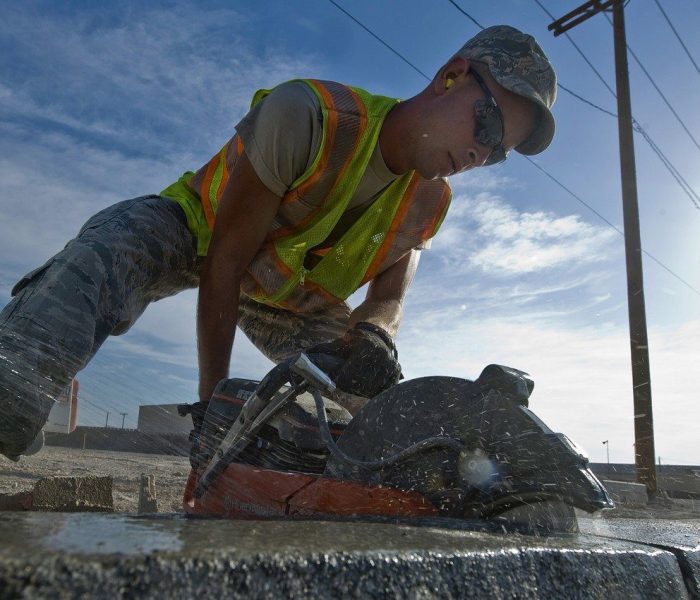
[349,249,421,339]
[197,152,282,402]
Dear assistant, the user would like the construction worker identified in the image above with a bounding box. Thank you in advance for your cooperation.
[0,25,556,461]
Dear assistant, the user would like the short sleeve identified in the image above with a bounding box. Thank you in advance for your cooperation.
[235,81,322,197]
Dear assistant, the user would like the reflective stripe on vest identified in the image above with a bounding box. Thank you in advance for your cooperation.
[161,79,451,312]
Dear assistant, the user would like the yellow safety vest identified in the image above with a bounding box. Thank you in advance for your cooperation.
[161,79,452,312]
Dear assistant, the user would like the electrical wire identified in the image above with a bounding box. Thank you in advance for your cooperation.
[326,0,431,80]
[80,397,107,414]
[652,0,700,79]
[527,154,700,294]
[325,0,700,298]
[446,0,485,29]
[531,0,700,209]
[557,83,617,117]
[77,385,137,427]
[524,157,623,235]
[79,395,125,427]
[602,11,700,153]
[533,0,617,97]
[633,120,700,209]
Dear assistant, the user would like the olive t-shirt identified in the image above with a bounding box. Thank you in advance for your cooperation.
[235,81,430,249]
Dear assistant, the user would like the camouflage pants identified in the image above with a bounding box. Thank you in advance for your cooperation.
[0,195,352,455]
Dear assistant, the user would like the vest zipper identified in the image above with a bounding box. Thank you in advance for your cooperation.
[299,267,308,286]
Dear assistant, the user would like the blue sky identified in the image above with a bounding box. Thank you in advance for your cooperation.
[1,0,699,465]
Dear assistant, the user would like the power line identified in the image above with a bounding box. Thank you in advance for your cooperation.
[526,155,700,294]
[445,0,485,29]
[326,0,431,80]
[602,11,700,154]
[532,0,700,209]
[638,130,700,208]
[325,0,700,298]
[652,0,700,79]
[633,120,700,209]
[78,395,120,426]
[533,0,617,97]
[557,83,617,117]
[77,389,136,426]
[80,396,107,414]
[524,157,622,235]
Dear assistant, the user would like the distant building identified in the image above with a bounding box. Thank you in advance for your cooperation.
[137,404,191,435]
[45,379,79,434]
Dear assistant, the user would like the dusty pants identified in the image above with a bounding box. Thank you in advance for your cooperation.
[0,195,351,456]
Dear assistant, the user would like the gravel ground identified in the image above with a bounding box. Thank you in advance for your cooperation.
[1,445,698,518]
[0,445,190,512]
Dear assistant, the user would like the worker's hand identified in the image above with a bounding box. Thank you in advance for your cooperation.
[304,322,401,399]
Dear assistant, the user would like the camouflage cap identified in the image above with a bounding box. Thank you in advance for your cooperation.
[456,25,557,155]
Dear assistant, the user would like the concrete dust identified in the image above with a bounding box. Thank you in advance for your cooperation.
[0,446,189,513]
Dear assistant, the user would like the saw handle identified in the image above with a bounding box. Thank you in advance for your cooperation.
[193,352,340,498]
[289,353,337,396]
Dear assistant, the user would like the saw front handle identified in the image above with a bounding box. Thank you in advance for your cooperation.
[289,353,337,396]
[194,353,337,497]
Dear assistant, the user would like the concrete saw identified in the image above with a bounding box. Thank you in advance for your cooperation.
[182,354,613,533]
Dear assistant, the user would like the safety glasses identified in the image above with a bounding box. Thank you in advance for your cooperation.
[469,69,507,166]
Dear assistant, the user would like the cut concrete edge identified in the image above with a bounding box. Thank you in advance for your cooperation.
[0,543,691,599]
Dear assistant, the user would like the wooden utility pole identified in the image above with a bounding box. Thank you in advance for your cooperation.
[548,0,657,495]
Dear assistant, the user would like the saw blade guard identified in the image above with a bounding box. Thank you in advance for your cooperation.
[324,364,614,517]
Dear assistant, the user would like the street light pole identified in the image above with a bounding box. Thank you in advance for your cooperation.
[602,440,610,479]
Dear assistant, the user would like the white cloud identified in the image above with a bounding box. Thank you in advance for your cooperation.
[433,192,618,275]
[0,4,320,280]
[0,5,318,147]
[448,167,517,194]
[398,313,700,465]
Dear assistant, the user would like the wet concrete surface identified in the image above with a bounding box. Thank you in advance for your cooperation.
[578,516,700,598]
[0,512,697,599]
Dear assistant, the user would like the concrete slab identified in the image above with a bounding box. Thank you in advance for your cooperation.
[32,476,113,512]
[603,479,649,505]
[580,516,700,598]
[0,513,692,599]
